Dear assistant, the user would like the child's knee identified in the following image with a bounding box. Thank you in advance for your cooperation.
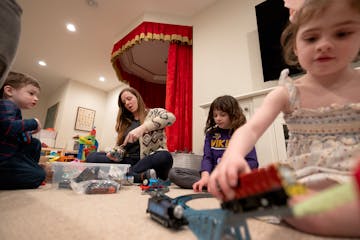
[168,168,177,181]
[30,167,46,188]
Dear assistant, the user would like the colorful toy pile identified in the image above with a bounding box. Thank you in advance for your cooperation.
[77,127,99,160]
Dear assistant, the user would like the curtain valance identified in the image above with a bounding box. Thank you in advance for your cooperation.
[111,21,192,63]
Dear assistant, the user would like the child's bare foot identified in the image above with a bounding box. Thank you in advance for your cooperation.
[39,162,53,183]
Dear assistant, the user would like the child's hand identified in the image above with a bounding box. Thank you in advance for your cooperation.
[193,173,210,192]
[208,153,251,201]
[33,118,41,134]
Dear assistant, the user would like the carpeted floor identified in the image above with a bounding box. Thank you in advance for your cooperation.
[0,184,352,240]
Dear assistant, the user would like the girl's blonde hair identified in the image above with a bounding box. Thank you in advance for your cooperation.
[281,0,360,67]
[205,95,246,135]
[1,72,40,98]
[115,87,147,145]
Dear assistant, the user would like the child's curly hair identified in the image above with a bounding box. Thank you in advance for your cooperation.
[205,95,246,135]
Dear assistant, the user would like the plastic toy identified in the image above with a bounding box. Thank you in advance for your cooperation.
[146,192,264,240]
[73,167,100,183]
[77,127,99,160]
[109,146,126,162]
[221,163,306,213]
[47,150,61,162]
[140,178,171,194]
[146,193,188,228]
[85,181,118,194]
[58,155,76,162]
[292,160,360,218]
[145,164,304,240]
[146,163,360,240]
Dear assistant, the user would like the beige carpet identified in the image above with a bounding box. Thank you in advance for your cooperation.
[0,184,352,240]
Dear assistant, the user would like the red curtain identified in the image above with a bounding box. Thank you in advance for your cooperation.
[111,21,193,152]
[165,43,192,152]
[115,65,165,108]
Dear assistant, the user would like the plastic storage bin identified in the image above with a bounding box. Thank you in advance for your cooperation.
[51,162,130,186]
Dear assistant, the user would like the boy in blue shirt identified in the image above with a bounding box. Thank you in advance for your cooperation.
[0,72,46,189]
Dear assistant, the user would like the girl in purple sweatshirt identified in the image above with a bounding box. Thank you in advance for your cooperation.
[169,95,258,190]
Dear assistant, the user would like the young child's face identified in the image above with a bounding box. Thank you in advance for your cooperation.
[9,84,40,109]
[295,1,360,76]
[213,109,231,129]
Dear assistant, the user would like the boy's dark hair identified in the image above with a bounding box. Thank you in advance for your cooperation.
[0,71,40,98]
[205,95,246,134]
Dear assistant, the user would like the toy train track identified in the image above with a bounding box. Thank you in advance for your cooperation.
[146,164,306,240]
[146,192,213,229]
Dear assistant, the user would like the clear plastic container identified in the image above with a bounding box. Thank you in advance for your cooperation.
[51,162,130,187]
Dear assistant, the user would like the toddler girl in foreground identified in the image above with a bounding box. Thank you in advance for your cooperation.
[209,0,360,237]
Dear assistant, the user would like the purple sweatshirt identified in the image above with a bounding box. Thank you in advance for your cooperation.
[200,127,258,173]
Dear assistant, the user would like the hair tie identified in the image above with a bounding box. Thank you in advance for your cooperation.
[283,0,305,22]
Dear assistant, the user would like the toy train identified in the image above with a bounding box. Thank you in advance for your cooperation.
[221,163,306,213]
[140,178,170,193]
[146,193,188,228]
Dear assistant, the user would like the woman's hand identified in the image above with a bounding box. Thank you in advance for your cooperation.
[106,152,118,162]
[193,172,210,192]
[208,152,251,201]
[122,125,147,145]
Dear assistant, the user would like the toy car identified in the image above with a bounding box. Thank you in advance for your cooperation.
[85,180,119,194]
[146,193,188,228]
[221,164,306,213]
[140,178,170,194]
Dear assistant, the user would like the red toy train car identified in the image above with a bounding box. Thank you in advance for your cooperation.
[221,164,306,213]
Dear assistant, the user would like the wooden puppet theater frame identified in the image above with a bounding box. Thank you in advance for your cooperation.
[111,21,193,152]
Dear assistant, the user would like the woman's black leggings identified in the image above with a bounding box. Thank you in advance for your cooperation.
[86,150,173,180]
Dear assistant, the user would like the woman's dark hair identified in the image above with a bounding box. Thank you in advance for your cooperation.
[115,87,147,145]
[205,95,246,135]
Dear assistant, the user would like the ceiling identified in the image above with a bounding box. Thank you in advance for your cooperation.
[12,0,217,94]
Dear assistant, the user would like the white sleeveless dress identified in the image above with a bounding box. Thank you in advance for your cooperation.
[279,69,360,190]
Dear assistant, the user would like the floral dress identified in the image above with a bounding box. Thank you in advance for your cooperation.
[279,69,360,190]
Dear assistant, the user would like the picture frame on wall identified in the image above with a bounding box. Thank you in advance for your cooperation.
[74,107,96,132]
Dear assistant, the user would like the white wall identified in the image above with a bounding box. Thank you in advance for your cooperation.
[24,0,284,159]
[24,77,127,152]
[26,79,111,150]
[192,0,278,154]
[55,80,110,150]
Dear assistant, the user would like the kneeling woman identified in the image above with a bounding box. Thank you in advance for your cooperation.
[86,87,175,183]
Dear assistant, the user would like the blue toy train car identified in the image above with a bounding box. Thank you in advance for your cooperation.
[146,193,187,228]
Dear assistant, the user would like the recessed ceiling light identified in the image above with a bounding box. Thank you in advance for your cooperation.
[99,76,105,82]
[38,60,47,66]
[66,23,76,32]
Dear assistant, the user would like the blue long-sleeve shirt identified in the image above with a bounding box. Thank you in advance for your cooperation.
[0,99,38,160]
[200,127,258,173]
